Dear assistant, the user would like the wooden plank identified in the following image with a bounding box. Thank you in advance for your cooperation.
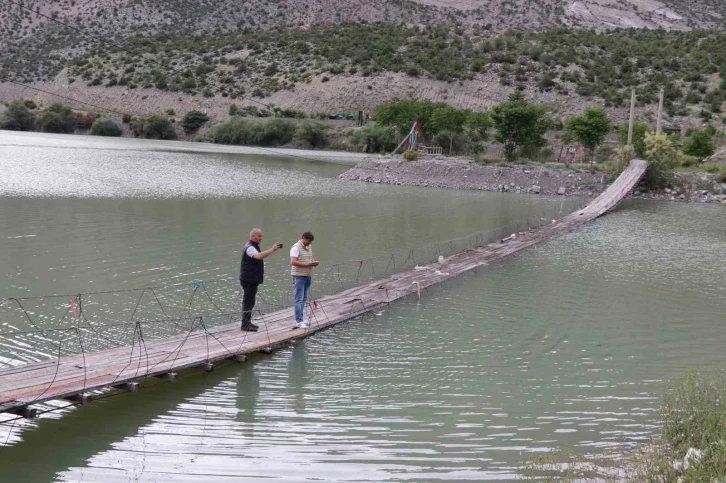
[0,160,647,413]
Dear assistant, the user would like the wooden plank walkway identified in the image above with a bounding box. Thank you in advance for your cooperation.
[0,159,648,416]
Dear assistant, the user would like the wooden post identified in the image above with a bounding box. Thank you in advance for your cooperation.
[9,405,37,419]
[656,87,664,135]
[116,382,139,393]
[65,393,92,405]
[231,354,248,363]
[627,89,636,146]
[154,372,178,382]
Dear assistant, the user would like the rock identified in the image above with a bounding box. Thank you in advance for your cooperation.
[510,182,515,187]
[557,187,566,195]
[532,185,541,194]
[683,448,703,471]
[700,190,709,196]
[679,194,686,200]
[664,188,672,194]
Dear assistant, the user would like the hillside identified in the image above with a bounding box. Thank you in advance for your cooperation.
[0,1,725,128]
[0,0,723,44]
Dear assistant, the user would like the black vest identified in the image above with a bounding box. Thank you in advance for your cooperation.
[240,240,264,284]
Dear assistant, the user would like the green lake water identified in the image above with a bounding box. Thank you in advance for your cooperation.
[1,131,725,482]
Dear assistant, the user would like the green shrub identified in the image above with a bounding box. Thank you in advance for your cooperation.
[0,100,35,131]
[207,117,296,146]
[679,154,699,167]
[131,115,177,140]
[90,118,122,137]
[403,149,418,161]
[35,111,68,133]
[207,116,246,144]
[683,130,716,160]
[181,110,210,132]
[250,118,296,145]
[296,122,328,148]
[33,103,77,133]
[229,104,240,116]
[642,132,679,189]
[166,109,175,116]
[659,369,726,480]
[720,166,726,183]
[350,124,397,153]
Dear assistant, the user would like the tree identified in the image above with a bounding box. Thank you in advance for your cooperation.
[491,91,549,162]
[617,123,649,158]
[682,130,715,160]
[373,99,445,137]
[431,106,469,134]
[465,111,492,140]
[431,106,470,154]
[564,107,612,164]
[181,110,209,132]
[90,118,122,137]
[0,100,35,131]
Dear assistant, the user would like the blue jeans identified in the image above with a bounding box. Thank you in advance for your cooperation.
[293,276,312,323]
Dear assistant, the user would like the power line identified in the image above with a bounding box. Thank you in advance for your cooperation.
[5,80,128,117]
[5,0,335,130]
[3,0,371,165]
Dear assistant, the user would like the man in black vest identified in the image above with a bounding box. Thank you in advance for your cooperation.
[239,228,282,332]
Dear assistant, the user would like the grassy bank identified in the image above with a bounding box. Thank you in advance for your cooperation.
[519,368,726,481]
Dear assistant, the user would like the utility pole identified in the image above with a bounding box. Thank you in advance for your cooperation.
[656,87,664,135]
[627,89,636,147]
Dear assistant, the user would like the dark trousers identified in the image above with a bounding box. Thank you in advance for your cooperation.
[240,281,259,325]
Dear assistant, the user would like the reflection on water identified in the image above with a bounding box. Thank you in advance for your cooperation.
[1,133,725,481]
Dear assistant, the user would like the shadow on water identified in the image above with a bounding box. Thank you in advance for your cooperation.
[0,354,266,483]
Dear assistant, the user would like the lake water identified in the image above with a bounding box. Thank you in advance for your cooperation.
[1,131,725,482]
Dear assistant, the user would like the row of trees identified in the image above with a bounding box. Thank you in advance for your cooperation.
[207,115,330,148]
[371,95,722,190]
[0,100,102,134]
[0,100,212,139]
[372,95,719,164]
[372,95,567,162]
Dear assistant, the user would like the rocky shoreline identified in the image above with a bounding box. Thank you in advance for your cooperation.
[339,157,726,204]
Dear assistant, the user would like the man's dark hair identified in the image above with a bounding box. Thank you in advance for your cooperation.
[302,231,314,241]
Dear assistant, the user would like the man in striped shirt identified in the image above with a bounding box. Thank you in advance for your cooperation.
[290,231,319,329]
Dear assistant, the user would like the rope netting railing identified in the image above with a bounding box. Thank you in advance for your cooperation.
[0,203,589,375]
